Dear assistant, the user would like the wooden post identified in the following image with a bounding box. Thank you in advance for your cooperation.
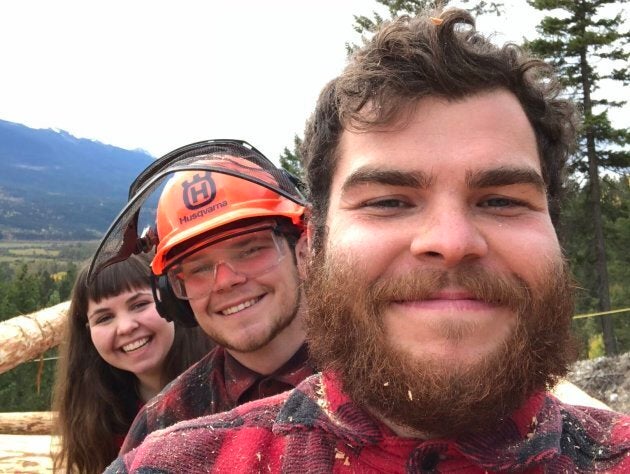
[0,301,69,375]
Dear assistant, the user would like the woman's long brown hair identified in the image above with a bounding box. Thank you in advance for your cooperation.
[51,253,213,473]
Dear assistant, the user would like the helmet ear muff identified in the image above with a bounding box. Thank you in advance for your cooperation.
[151,274,199,327]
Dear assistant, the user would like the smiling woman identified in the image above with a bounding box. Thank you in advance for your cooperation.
[86,287,175,402]
[51,254,214,474]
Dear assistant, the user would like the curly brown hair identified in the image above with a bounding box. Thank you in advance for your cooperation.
[302,8,577,251]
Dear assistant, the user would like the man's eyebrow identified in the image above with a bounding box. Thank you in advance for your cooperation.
[341,167,433,193]
[465,167,545,191]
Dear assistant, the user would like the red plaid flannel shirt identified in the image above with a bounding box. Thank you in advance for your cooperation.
[119,343,314,454]
[109,371,630,473]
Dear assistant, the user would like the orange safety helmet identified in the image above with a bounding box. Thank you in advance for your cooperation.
[152,158,305,275]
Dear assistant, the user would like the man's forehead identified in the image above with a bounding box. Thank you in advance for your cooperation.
[330,92,541,195]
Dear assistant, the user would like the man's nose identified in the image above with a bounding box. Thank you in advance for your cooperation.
[409,201,488,267]
[211,261,248,292]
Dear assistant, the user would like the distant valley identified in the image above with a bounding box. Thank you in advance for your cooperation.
[0,119,154,240]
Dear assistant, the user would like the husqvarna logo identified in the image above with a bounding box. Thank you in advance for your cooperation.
[182,172,217,210]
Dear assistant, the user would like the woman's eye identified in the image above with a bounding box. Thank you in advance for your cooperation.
[131,300,152,311]
[94,314,113,326]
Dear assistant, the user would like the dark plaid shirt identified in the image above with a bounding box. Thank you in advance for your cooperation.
[119,343,314,454]
[109,371,630,473]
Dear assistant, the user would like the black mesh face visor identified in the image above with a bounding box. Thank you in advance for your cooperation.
[87,139,306,283]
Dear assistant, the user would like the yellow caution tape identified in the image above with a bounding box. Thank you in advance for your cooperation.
[573,307,630,320]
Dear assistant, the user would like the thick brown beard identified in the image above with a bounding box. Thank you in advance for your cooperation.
[304,249,578,438]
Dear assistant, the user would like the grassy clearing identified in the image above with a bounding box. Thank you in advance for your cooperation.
[0,240,99,266]
[8,248,59,257]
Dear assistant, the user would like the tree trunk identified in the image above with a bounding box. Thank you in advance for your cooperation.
[587,165,617,355]
[579,35,617,355]
[0,301,69,375]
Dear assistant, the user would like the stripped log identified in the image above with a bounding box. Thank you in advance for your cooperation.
[0,301,69,375]
[0,434,55,473]
[0,412,54,435]
[553,379,611,410]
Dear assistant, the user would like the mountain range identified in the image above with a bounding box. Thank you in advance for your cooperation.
[0,119,154,240]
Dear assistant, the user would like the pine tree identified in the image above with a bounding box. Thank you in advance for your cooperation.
[527,0,630,355]
[8,264,40,314]
[348,0,504,53]
[279,135,304,180]
[58,262,78,301]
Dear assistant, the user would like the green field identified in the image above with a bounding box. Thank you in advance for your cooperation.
[6,248,59,257]
[0,240,99,273]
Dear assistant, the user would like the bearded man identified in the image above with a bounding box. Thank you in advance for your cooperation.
[107,8,630,473]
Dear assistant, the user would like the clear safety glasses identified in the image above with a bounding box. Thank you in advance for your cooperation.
[166,226,288,300]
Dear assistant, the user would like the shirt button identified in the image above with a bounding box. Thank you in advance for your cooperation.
[419,450,440,472]
[258,379,275,398]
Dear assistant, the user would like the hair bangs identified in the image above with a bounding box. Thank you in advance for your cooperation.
[88,254,152,303]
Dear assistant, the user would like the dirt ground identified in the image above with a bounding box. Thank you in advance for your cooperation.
[566,351,630,414]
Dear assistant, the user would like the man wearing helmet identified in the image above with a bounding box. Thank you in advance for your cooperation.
[117,144,314,453]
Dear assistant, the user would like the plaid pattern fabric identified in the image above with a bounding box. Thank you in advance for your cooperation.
[119,344,314,454]
[109,371,630,473]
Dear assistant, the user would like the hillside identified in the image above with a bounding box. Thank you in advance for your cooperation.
[0,119,154,240]
[568,352,630,414]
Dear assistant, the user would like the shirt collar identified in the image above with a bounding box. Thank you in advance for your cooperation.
[274,370,564,471]
[223,343,313,404]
